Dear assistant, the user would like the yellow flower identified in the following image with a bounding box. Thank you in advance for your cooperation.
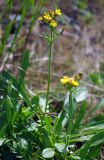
[48,10,55,18]
[71,79,79,87]
[60,76,79,87]
[38,16,43,21]
[43,13,52,22]
[50,20,57,28]
[55,9,62,16]
[38,9,62,28]
[60,76,70,85]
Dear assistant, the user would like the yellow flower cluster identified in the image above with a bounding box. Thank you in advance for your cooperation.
[39,9,62,28]
[55,9,62,16]
[60,76,79,87]
[50,20,57,28]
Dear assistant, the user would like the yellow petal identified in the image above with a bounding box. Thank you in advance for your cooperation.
[55,9,62,16]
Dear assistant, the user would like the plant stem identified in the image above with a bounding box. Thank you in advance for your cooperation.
[45,30,53,112]
[68,91,73,134]
[64,90,73,159]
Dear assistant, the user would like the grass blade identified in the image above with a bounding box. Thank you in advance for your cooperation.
[72,101,87,132]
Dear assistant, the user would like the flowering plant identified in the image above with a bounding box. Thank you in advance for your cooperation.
[39,9,62,112]
[0,5,104,160]
[39,9,62,28]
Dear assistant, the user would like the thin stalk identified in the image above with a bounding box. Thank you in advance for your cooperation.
[45,30,53,112]
[64,90,73,160]
[68,91,73,134]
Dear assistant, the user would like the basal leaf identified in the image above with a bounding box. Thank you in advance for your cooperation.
[42,148,55,158]
[54,143,66,153]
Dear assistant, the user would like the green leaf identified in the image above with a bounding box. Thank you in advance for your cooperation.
[93,114,104,121]
[19,138,28,150]
[31,95,39,109]
[54,109,66,134]
[42,148,55,158]
[11,102,21,125]
[80,125,104,135]
[0,21,13,55]
[2,71,31,106]
[44,116,52,134]
[87,145,101,159]
[19,49,29,84]
[76,131,104,158]
[72,101,87,132]
[42,129,53,148]
[0,112,7,138]
[0,138,5,146]
[88,120,104,127]
[89,114,104,126]
[9,1,28,52]
[64,91,69,106]
[22,107,35,119]
[54,143,66,153]
[91,138,104,147]
[27,122,39,131]
[69,155,81,160]
[69,135,93,143]
[3,97,13,122]
[75,87,88,102]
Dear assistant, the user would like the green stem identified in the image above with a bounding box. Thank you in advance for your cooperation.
[68,91,73,134]
[64,90,73,159]
[45,30,53,112]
